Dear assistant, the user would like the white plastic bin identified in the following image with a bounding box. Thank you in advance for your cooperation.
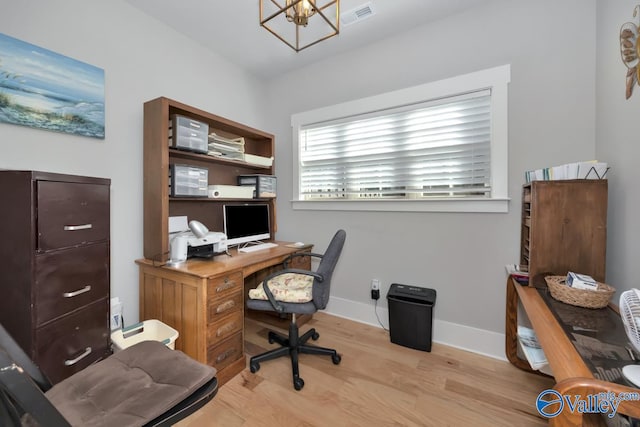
[111,319,179,352]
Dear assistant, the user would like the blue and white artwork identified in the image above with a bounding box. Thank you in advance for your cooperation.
[0,33,105,139]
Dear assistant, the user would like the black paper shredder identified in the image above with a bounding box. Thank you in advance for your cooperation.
[387,283,437,352]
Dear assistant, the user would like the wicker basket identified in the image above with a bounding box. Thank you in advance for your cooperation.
[544,275,615,309]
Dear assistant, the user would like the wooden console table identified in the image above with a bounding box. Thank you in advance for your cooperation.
[136,243,311,385]
[506,276,640,426]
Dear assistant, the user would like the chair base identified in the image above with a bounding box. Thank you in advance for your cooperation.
[249,320,341,391]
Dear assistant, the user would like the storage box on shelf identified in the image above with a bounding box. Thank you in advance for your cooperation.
[238,174,276,198]
[143,97,276,263]
[169,115,209,154]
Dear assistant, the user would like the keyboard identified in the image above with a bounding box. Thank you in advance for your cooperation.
[238,242,278,253]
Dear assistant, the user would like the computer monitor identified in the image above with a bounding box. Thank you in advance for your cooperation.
[223,204,271,247]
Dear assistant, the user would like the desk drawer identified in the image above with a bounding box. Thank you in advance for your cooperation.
[207,333,243,372]
[35,298,110,384]
[35,242,109,326]
[207,272,242,300]
[289,253,311,270]
[207,310,243,347]
[37,180,109,251]
[207,292,243,324]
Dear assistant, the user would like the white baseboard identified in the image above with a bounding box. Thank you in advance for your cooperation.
[325,296,507,361]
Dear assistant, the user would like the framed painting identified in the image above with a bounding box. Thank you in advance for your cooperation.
[0,33,105,139]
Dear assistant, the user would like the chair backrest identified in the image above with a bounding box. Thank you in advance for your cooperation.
[0,324,51,392]
[312,229,346,310]
[0,347,71,427]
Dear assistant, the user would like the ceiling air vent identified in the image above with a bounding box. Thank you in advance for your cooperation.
[340,2,375,27]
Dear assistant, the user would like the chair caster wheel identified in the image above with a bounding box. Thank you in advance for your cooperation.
[332,354,341,365]
[293,377,304,391]
[250,361,260,373]
[311,331,320,340]
[267,331,276,344]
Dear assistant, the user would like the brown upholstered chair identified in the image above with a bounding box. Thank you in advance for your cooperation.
[0,324,218,427]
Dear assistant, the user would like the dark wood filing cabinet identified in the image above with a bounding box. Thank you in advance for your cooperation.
[0,170,111,384]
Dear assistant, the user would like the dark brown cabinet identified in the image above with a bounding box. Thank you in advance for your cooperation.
[0,171,111,384]
[520,180,607,287]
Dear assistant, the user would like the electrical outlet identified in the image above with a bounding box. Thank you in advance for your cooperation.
[371,279,380,300]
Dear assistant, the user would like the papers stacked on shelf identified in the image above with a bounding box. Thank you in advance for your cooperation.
[505,264,529,285]
[208,133,245,161]
[244,153,274,167]
[517,326,548,370]
[525,160,608,183]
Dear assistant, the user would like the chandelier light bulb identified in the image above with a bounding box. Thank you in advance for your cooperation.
[286,0,316,26]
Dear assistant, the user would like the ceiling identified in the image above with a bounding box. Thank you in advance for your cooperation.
[126,0,490,80]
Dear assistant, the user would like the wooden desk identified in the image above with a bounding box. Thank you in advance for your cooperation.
[506,276,640,426]
[136,242,311,385]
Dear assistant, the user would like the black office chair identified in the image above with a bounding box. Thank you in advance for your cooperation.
[0,323,218,427]
[247,229,346,391]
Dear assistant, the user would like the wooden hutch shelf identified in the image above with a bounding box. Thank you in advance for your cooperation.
[143,97,276,262]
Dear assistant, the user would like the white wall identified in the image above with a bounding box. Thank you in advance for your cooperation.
[267,0,598,356]
[596,1,640,300]
[0,0,268,326]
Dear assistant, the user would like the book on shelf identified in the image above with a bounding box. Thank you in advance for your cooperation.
[505,264,529,284]
[525,160,608,183]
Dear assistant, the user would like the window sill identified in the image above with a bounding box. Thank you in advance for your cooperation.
[291,198,510,213]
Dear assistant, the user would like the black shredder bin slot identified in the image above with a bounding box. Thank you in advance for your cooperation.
[387,283,436,352]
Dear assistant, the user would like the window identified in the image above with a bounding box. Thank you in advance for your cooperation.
[291,65,510,213]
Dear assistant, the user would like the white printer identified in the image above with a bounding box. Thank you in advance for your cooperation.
[168,217,228,264]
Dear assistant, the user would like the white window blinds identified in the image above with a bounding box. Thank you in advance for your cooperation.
[299,90,492,200]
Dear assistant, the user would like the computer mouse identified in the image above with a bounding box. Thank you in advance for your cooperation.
[294,242,305,247]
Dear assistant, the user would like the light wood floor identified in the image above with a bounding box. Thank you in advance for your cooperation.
[177,312,554,426]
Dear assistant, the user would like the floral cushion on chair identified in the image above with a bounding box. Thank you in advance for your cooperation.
[248,273,314,303]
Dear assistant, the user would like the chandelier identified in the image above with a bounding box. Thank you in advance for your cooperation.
[260,0,340,52]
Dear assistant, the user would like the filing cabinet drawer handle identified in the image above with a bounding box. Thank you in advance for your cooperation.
[216,280,235,293]
[64,224,93,231]
[215,300,235,313]
[215,348,237,363]
[63,285,92,298]
[216,321,238,337]
[64,347,92,366]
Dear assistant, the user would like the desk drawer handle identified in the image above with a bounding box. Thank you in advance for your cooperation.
[63,224,93,231]
[63,285,91,298]
[216,321,238,337]
[216,280,235,293]
[215,300,235,314]
[64,347,92,366]
[215,348,237,363]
